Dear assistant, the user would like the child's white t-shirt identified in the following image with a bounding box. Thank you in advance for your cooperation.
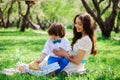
[42,38,71,57]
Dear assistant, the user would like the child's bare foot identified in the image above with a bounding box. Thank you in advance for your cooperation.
[19,66,25,72]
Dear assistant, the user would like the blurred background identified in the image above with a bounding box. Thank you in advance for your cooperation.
[0,0,119,38]
[0,0,120,80]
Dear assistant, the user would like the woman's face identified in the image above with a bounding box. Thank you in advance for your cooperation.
[74,17,84,32]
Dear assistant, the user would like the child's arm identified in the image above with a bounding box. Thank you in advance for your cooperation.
[37,39,50,63]
[37,53,47,64]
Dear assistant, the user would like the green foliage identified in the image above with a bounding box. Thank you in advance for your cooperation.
[0,0,84,28]
[0,28,120,80]
[40,0,81,26]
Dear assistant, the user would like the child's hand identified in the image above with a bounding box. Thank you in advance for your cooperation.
[69,55,74,59]
[28,60,40,70]
[36,60,41,64]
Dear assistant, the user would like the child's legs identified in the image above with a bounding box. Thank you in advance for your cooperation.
[48,56,60,64]
[48,56,60,74]
[56,57,69,74]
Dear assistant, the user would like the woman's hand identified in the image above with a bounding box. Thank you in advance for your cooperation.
[92,47,97,56]
[53,48,68,57]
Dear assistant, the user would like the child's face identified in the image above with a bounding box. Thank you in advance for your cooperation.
[50,35,60,40]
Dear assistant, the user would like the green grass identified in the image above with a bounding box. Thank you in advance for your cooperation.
[0,28,120,80]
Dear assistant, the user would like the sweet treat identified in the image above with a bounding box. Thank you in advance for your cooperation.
[28,61,39,70]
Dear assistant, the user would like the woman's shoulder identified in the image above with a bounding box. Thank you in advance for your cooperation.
[75,35,92,52]
[78,36,92,45]
[83,36,91,42]
[80,35,91,42]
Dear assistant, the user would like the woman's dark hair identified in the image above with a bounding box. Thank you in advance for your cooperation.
[48,22,65,38]
[71,13,96,55]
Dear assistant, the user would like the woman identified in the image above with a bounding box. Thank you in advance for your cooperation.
[53,13,97,74]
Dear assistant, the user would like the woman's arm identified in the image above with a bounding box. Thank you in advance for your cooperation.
[53,48,85,65]
[67,49,85,65]
[53,48,68,57]
[93,30,97,55]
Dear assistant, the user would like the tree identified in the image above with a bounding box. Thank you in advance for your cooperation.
[16,0,22,28]
[0,7,6,27]
[20,0,36,32]
[81,0,120,38]
[0,1,9,27]
[6,0,16,28]
[40,0,80,27]
[0,0,18,28]
[114,9,120,33]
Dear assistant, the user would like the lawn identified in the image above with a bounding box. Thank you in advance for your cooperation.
[0,28,120,80]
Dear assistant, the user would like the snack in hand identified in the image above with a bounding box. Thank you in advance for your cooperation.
[69,55,74,59]
[28,61,39,70]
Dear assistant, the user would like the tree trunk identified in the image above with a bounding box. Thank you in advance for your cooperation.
[16,17,21,28]
[6,0,15,28]
[0,7,6,27]
[20,3,31,32]
[17,1,22,28]
[1,18,6,27]
[114,11,120,33]
[101,27,111,38]
[81,0,119,38]
[20,17,26,32]
[36,16,46,30]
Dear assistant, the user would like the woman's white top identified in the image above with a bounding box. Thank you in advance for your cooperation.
[63,35,92,74]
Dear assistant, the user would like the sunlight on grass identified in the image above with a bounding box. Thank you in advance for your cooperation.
[0,28,120,80]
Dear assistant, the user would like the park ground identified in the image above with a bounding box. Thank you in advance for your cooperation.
[0,28,120,80]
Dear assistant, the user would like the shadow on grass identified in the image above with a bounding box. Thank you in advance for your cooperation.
[0,30,48,37]
[89,55,120,65]
[95,75,108,80]
[56,72,68,80]
[0,47,6,50]
[0,31,19,33]
[97,36,120,46]
[115,77,120,80]
[0,72,68,80]
[0,39,46,47]
[95,75,120,80]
